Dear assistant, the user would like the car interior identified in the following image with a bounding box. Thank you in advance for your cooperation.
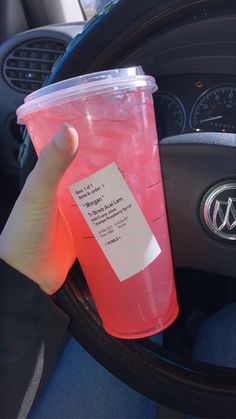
[0,0,235,417]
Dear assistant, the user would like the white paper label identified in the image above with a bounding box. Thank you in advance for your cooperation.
[69,163,161,281]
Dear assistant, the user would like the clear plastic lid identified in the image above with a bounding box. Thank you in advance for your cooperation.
[17,66,158,124]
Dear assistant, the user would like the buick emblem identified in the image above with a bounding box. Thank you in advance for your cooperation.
[202,182,236,241]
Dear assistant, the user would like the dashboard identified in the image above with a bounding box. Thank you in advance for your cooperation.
[0,15,235,181]
[155,74,236,140]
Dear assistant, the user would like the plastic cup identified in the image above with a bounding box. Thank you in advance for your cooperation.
[17,67,179,339]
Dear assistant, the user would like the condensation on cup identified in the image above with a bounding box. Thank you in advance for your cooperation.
[17,67,179,339]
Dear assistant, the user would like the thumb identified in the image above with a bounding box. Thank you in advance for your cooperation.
[28,123,79,197]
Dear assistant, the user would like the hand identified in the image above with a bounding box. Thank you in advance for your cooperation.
[0,123,79,294]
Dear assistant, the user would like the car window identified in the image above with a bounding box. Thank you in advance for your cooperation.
[80,0,111,19]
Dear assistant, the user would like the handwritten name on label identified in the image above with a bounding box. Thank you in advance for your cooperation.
[69,163,161,281]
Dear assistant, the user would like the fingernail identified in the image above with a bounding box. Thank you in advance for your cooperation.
[55,122,79,152]
[55,124,69,150]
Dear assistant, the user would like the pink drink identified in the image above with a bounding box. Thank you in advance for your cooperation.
[17,68,178,338]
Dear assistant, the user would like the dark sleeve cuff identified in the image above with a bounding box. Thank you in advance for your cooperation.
[0,259,70,418]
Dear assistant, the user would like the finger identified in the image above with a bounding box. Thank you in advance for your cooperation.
[28,123,79,197]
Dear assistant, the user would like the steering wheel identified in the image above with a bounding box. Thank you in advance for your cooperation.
[20,0,236,417]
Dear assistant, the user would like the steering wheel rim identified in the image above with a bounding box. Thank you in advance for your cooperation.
[20,0,236,416]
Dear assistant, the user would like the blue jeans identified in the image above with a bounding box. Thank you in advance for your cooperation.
[29,335,161,419]
[192,303,236,367]
[30,304,236,418]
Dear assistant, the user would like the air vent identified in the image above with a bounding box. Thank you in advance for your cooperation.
[3,38,67,93]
